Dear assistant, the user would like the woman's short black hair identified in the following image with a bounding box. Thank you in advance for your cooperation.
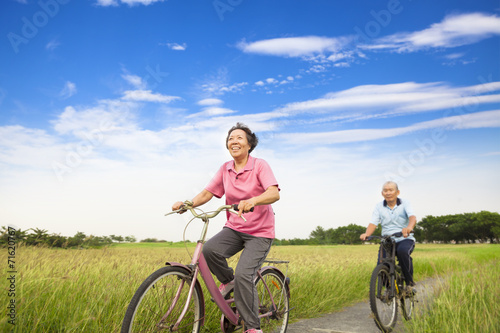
[226,122,259,153]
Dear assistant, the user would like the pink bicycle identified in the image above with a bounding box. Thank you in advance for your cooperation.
[121,201,291,333]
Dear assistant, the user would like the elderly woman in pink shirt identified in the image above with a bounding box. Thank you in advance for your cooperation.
[172,123,280,333]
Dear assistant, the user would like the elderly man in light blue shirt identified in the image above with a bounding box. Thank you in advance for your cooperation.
[360,181,417,290]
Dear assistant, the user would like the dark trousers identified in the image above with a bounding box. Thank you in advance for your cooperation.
[378,239,415,285]
[202,227,273,330]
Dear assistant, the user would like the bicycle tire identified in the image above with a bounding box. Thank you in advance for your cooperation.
[121,266,204,333]
[369,264,397,332]
[255,268,290,333]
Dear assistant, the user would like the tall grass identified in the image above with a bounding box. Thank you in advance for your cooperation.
[1,243,498,332]
[403,258,500,333]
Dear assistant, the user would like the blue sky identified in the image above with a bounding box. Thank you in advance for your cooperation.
[1,0,499,242]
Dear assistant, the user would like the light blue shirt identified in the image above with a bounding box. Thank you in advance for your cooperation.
[370,198,416,243]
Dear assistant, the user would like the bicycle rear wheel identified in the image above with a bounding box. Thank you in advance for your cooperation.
[255,268,290,333]
[369,264,397,332]
[121,266,204,333]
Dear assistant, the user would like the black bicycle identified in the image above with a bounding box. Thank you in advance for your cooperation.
[367,232,416,332]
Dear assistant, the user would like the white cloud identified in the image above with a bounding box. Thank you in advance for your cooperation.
[59,81,77,99]
[163,42,187,51]
[197,98,224,106]
[95,0,163,6]
[2,79,499,242]
[277,110,500,145]
[52,101,138,137]
[237,36,352,58]
[95,0,118,6]
[122,74,146,89]
[187,107,237,118]
[273,81,500,120]
[122,90,181,103]
[363,12,500,52]
[202,81,248,95]
[46,39,60,51]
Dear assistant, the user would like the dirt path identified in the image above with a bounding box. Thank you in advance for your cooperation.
[286,277,442,333]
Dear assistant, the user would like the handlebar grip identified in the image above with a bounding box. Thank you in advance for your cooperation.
[232,204,254,212]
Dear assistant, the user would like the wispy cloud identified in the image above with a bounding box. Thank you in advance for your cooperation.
[197,98,224,106]
[362,12,500,52]
[95,0,164,6]
[59,81,77,99]
[277,110,500,145]
[187,107,237,118]
[272,81,500,121]
[162,42,187,51]
[237,36,353,59]
[46,39,60,51]
[121,90,180,103]
[122,74,146,89]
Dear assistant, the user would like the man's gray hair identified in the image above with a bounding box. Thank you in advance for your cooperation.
[383,181,399,191]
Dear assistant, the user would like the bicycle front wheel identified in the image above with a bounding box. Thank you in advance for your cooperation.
[401,285,415,321]
[369,264,397,332]
[121,266,204,333]
[255,268,290,333]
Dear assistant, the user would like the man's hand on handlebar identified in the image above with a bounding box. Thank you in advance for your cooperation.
[402,227,413,238]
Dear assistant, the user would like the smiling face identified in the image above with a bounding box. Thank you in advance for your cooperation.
[382,182,400,203]
[227,129,251,159]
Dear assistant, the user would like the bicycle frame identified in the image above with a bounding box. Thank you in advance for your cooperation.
[378,237,400,298]
[164,207,285,331]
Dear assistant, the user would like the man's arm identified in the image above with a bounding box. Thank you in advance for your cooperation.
[402,215,416,237]
[360,223,377,241]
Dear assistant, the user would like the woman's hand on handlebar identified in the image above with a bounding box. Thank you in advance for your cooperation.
[172,201,186,214]
[236,199,256,217]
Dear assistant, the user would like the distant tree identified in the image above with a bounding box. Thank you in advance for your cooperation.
[46,233,66,248]
[25,228,49,246]
[141,238,159,243]
[66,231,87,247]
[125,235,137,243]
[309,226,327,244]
[0,226,29,245]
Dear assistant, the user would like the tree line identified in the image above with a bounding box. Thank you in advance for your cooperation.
[2,211,499,248]
[275,211,500,245]
[0,227,138,248]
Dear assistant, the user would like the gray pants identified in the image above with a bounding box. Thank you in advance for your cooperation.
[202,227,273,330]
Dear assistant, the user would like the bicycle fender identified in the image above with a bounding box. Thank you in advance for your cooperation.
[165,261,193,272]
[258,266,291,298]
[164,262,206,326]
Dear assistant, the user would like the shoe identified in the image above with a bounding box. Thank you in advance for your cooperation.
[244,329,263,333]
[405,285,417,295]
[219,279,235,298]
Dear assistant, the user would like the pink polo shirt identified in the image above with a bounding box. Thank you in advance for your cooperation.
[205,155,280,239]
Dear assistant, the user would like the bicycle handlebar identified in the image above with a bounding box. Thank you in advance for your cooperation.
[367,232,414,241]
[165,201,254,221]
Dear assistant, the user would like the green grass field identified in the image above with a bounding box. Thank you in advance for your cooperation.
[1,243,498,332]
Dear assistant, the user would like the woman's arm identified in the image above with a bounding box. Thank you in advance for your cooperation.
[172,189,214,211]
[237,185,279,216]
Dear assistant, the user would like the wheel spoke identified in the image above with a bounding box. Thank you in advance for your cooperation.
[122,267,203,333]
[370,265,397,332]
[255,269,289,333]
